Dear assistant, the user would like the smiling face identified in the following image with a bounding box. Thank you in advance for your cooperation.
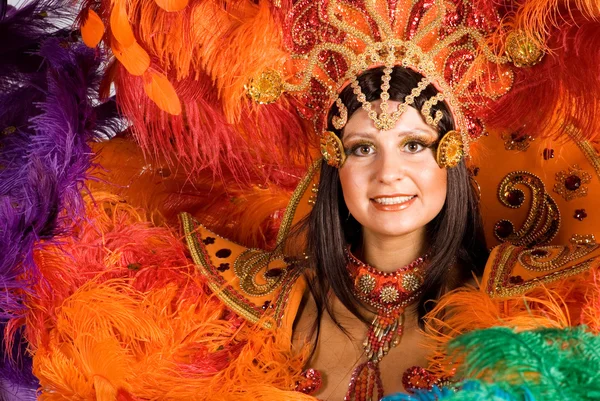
[339,102,448,240]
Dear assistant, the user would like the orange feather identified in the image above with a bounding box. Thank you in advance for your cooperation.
[80,9,105,48]
[111,37,150,76]
[142,70,182,115]
[110,0,135,47]
[154,0,189,12]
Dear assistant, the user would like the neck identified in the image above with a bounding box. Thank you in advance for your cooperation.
[358,228,426,273]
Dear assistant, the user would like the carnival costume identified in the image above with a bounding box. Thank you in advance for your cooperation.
[2,0,600,399]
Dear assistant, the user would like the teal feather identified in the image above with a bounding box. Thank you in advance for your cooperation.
[447,327,600,400]
[384,327,600,401]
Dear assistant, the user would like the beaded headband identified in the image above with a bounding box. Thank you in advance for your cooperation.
[247,0,532,168]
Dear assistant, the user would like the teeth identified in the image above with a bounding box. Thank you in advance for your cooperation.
[373,195,415,205]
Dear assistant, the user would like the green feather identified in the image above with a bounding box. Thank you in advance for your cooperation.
[445,327,600,401]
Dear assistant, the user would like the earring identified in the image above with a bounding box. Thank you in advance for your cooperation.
[320,130,346,168]
[436,130,464,168]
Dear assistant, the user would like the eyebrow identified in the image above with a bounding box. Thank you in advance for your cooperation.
[343,128,436,142]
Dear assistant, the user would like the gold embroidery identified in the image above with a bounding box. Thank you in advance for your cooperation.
[553,164,592,201]
[494,171,560,247]
[504,31,544,67]
[570,234,596,246]
[308,183,318,206]
[276,159,320,244]
[274,0,514,152]
[519,243,598,272]
[180,213,270,328]
[234,249,288,297]
[321,131,347,168]
[436,130,464,168]
[502,131,533,152]
[565,123,600,180]
[486,243,599,298]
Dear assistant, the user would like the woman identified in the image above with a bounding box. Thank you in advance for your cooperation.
[1,0,600,399]
[292,66,488,399]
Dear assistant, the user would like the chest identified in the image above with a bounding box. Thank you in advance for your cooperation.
[294,306,431,400]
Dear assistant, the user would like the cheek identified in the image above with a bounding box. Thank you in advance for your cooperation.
[420,165,448,207]
[339,164,369,213]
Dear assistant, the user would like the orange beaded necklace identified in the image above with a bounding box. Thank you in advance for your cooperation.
[344,247,427,401]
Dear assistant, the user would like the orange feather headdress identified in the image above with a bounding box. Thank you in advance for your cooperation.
[79,0,600,175]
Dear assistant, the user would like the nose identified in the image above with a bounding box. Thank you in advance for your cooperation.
[375,148,405,184]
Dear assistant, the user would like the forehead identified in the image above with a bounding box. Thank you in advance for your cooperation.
[342,102,437,139]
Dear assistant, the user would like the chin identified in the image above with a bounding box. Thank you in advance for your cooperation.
[363,222,424,238]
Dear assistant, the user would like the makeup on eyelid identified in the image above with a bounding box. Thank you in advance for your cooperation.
[343,134,437,156]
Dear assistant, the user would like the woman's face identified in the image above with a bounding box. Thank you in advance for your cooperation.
[339,102,447,239]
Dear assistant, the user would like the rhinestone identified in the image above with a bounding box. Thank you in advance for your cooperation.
[564,175,581,191]
[511,132,527,142]
[574,209,587,221]
[494,221,513,238]
[506,190,524,206]
[543,148,554,160]
[508,275,524,284]
[531,249,547,257]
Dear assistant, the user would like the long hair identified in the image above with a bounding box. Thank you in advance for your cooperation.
[304,66,488,335]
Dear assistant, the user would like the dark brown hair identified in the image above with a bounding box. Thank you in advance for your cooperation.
[303,66,488,335]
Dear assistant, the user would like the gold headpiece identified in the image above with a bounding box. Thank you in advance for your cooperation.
[249,0,520,168]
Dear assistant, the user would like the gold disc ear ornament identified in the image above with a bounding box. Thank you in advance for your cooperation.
[505,30,545,68]
[320,130,346,168]
[246,69,284,104]
[436,130,464,168]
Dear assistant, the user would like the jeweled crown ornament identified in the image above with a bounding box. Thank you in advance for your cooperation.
[248,0,518,168]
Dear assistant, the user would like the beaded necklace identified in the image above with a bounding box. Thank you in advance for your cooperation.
[344,247,427,401]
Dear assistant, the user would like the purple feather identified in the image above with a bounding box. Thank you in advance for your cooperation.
[0,0,120,391]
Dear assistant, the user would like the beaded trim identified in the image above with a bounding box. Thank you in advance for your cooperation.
[485,243,600,298]
[181,213,268,326]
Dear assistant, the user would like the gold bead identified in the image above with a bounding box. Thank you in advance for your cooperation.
[505,30,545,68]
[246,69,283,104]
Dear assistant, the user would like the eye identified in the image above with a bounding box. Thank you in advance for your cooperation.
[404,141,425,153]
[351,144,375,156]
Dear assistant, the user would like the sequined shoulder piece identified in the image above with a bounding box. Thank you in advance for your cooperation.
[180,213,306,331]
[483,239,600,298]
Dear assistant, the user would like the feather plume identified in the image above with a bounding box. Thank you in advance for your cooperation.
[78,0,314,182]
[142,69,182,115]
[81,8,104,48]
[483,2,600,141]
[0,0,120,390]
[386,327,600,401]
[16,193,313,400]
[110,0,135,47]
[154,0,188,12]
[89,136,305,249]
[111,36,150,76]
[423,265,600,378]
